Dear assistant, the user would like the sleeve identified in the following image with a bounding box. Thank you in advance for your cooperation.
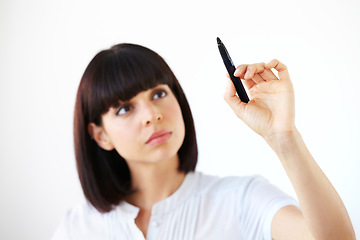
[50,203,113,240]
[238,176,299,240]
[51,211,71,240]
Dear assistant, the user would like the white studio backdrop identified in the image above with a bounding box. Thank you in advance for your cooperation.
[0,0,359,239]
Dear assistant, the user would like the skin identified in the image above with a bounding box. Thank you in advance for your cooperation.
[224,59,355,240]
[88,60,356,239]
[88,84,186,237]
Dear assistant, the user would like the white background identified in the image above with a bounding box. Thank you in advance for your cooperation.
[1,0,359,239]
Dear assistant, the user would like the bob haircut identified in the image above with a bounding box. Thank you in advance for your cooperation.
[74,43,198,213]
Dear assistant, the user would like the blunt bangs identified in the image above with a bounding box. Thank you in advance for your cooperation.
[74,43,198,212]
[84,43,175,125]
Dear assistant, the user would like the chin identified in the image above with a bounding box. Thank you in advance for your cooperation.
[145,145,181,164]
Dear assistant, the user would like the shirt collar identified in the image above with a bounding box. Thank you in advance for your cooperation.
[114,171,198,220]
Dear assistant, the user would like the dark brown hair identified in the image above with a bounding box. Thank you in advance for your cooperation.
[74,43,197,212]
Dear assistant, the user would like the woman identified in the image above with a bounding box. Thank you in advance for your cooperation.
[52,43,355,239]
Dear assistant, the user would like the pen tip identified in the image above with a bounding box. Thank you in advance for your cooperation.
[217,37,221,44]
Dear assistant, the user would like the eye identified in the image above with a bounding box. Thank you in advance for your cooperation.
[153,89,167,100]
[116,104,132,116]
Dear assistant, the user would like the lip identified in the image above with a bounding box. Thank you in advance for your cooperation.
[146,129,172,145]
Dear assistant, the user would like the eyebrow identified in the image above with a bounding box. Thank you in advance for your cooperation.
[113,84,169,107]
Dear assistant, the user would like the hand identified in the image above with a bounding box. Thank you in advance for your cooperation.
[224,59,296,139]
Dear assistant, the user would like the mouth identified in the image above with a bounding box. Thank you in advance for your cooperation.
[146,129,172,146]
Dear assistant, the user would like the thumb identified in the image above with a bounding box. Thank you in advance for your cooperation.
[224,79,246,119]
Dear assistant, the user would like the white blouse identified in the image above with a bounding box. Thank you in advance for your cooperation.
[52,172,297,240]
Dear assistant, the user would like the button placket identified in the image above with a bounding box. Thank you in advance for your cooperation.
[147,212,162,240]
[150,219,160,228]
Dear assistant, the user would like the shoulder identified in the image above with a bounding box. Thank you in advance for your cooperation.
[188,172,297,239]
[189,171,297,209]
[64,202,103,226]
[190,171,268,196]
[51,202,115,240]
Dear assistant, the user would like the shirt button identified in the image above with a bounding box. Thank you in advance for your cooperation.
[151,220,160,227]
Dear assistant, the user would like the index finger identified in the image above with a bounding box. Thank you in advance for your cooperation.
[234,64,248,79]
[244,62,265,80]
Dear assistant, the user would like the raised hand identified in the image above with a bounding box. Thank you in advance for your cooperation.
[224,59,296,139]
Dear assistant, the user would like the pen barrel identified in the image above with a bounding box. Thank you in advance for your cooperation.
[230,74,249,103]
[222,55,249,103]
[217,39,249,103]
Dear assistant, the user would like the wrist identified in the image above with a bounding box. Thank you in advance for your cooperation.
[263,128,302,155]
[264,128,314,172]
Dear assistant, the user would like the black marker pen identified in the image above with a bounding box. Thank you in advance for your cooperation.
[217,37,249,103]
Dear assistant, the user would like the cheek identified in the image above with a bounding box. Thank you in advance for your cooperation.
[169,103,186,138]
[107,124,139,153]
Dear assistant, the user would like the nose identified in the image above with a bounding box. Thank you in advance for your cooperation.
[142,102,163,126]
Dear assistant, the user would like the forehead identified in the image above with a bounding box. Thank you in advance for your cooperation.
[83,45,181,125]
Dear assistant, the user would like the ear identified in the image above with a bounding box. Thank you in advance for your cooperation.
[88,123,114,151]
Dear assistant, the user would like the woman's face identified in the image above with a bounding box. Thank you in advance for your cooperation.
[94,84,185,165]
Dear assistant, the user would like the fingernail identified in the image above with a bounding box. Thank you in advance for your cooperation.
[234,68,239,76]
[244,71,250,79]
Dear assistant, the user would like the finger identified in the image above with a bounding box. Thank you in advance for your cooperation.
[224,78,236,97]
[243,78,257,90]
[265,59,290,81]
[234,64,248,79]
[259,69,279,81]
[224,79,246,117]
[244,62,265,80]
[252,73,265,84]
[227,73,255,90]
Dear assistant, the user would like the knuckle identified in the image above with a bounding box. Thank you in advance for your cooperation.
[257,62,266,72]
[238,64,248,72]
[247,64,256,72]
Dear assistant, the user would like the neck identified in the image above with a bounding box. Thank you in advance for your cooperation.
[125,155,186,211]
